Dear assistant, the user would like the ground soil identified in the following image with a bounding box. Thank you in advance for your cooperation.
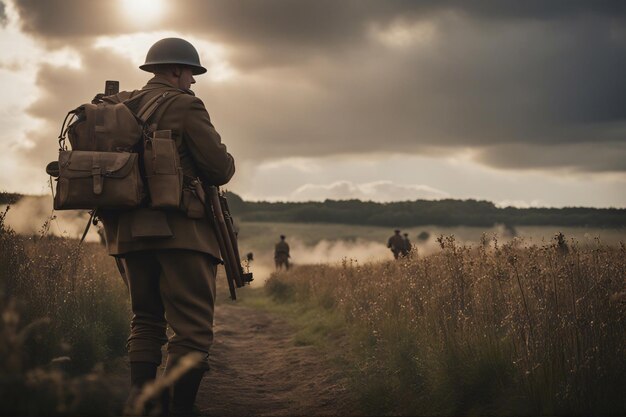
[197,302,359,416]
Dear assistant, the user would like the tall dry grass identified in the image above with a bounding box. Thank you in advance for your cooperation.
[0,206,130,415]
[266,234,626,416]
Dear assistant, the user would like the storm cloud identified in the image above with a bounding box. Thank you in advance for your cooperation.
[5,0,626,182]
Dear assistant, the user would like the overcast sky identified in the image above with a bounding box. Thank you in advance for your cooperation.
[1,0,625,207]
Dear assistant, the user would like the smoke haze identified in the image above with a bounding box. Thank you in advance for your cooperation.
[2,195,102,242]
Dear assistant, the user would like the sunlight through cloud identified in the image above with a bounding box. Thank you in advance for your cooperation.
[119,0,167,26]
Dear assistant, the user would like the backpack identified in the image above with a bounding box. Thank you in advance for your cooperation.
[48,88,183,211]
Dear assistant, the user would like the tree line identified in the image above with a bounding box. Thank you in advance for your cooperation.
[224,192,626,228]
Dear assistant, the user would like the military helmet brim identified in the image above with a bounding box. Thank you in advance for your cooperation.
[139,62,207,75]
[140,37,208,75]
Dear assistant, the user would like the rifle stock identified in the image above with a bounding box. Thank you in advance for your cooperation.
[193,181,252,300]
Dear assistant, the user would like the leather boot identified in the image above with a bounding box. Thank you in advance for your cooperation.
[127,362,171,416]
[125,362,158,416]
[130,361,158,388]
[169,368,205,416]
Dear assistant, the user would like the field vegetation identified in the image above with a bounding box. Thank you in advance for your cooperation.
[264,234,626,416]
[0,207,130,416]
[2,195,624,416]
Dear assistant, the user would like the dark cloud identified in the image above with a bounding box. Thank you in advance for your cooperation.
[202,13,626,172]
[12,0,626,173]
[475,142,626,172]
[13,0,126,38]
[13,1,626,44]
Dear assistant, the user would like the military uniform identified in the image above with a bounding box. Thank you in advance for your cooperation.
[100,76,235,371]
[387,231,405,260]
[401,233,412,257]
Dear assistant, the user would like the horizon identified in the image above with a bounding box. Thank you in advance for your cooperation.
[4,190,626,210]
[1,1,625,208]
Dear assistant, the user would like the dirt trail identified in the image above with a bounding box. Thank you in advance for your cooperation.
[197,302,359,416]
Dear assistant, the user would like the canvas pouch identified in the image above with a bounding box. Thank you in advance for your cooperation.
[54,150,144,210]
[143,130,183,209]
[181,188,205,219]
[67,99,145,152]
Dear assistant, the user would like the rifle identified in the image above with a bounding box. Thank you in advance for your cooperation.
[193,181,253,300]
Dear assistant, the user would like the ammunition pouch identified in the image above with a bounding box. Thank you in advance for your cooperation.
[53,150,144,210]
[181,187,205,219]
[143,130,183,209]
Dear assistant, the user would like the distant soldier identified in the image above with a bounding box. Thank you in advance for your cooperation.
[387,229,405,260]
[274,235,290,270]
[401,233,412,257]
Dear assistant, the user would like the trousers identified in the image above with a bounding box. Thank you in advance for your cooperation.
[122,249,217,370]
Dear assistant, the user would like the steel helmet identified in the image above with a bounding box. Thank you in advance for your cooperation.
[140,37,207,75]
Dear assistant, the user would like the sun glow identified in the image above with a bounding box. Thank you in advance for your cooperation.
[120,0,167,24]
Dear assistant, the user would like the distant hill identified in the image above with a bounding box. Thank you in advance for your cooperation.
[4,191,625,228]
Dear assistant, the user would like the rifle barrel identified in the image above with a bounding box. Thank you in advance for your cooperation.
[219,194,245,287]
[207,186,242,297]
[194,182,237,300]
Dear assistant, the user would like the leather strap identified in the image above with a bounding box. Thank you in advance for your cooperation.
[137,90,182,124]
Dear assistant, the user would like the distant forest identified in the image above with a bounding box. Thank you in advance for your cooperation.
[2,191,625,228]
[224,192,626,228]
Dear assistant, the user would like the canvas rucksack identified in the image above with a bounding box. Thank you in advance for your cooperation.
[48,87,184,212]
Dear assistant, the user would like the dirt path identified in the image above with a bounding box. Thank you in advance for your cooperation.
[196,302,359,416]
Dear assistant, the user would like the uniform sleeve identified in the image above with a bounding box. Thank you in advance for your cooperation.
[182,96,235,185]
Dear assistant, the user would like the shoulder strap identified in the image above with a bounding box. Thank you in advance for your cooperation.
[137,90,182,124]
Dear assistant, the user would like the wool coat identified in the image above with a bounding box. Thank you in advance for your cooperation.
[100,76,235,259]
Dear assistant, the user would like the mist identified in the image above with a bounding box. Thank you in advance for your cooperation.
[2,195,102,242]
[242,236,447,285]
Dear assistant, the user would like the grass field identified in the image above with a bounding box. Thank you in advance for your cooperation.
[236,220,626,284]
[2,204,624,416]
[261,235,626,416]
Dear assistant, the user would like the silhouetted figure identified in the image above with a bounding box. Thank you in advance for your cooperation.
[274,235,290,270]
[387,229,405,260]
[554,232,569,255]
[503,223,518,238]
[401,233,412,257]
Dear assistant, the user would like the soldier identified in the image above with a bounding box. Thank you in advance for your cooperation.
[274,235,290,270]
[99,38,235,416]
[387,229,405,260]
[401,232,412,257]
